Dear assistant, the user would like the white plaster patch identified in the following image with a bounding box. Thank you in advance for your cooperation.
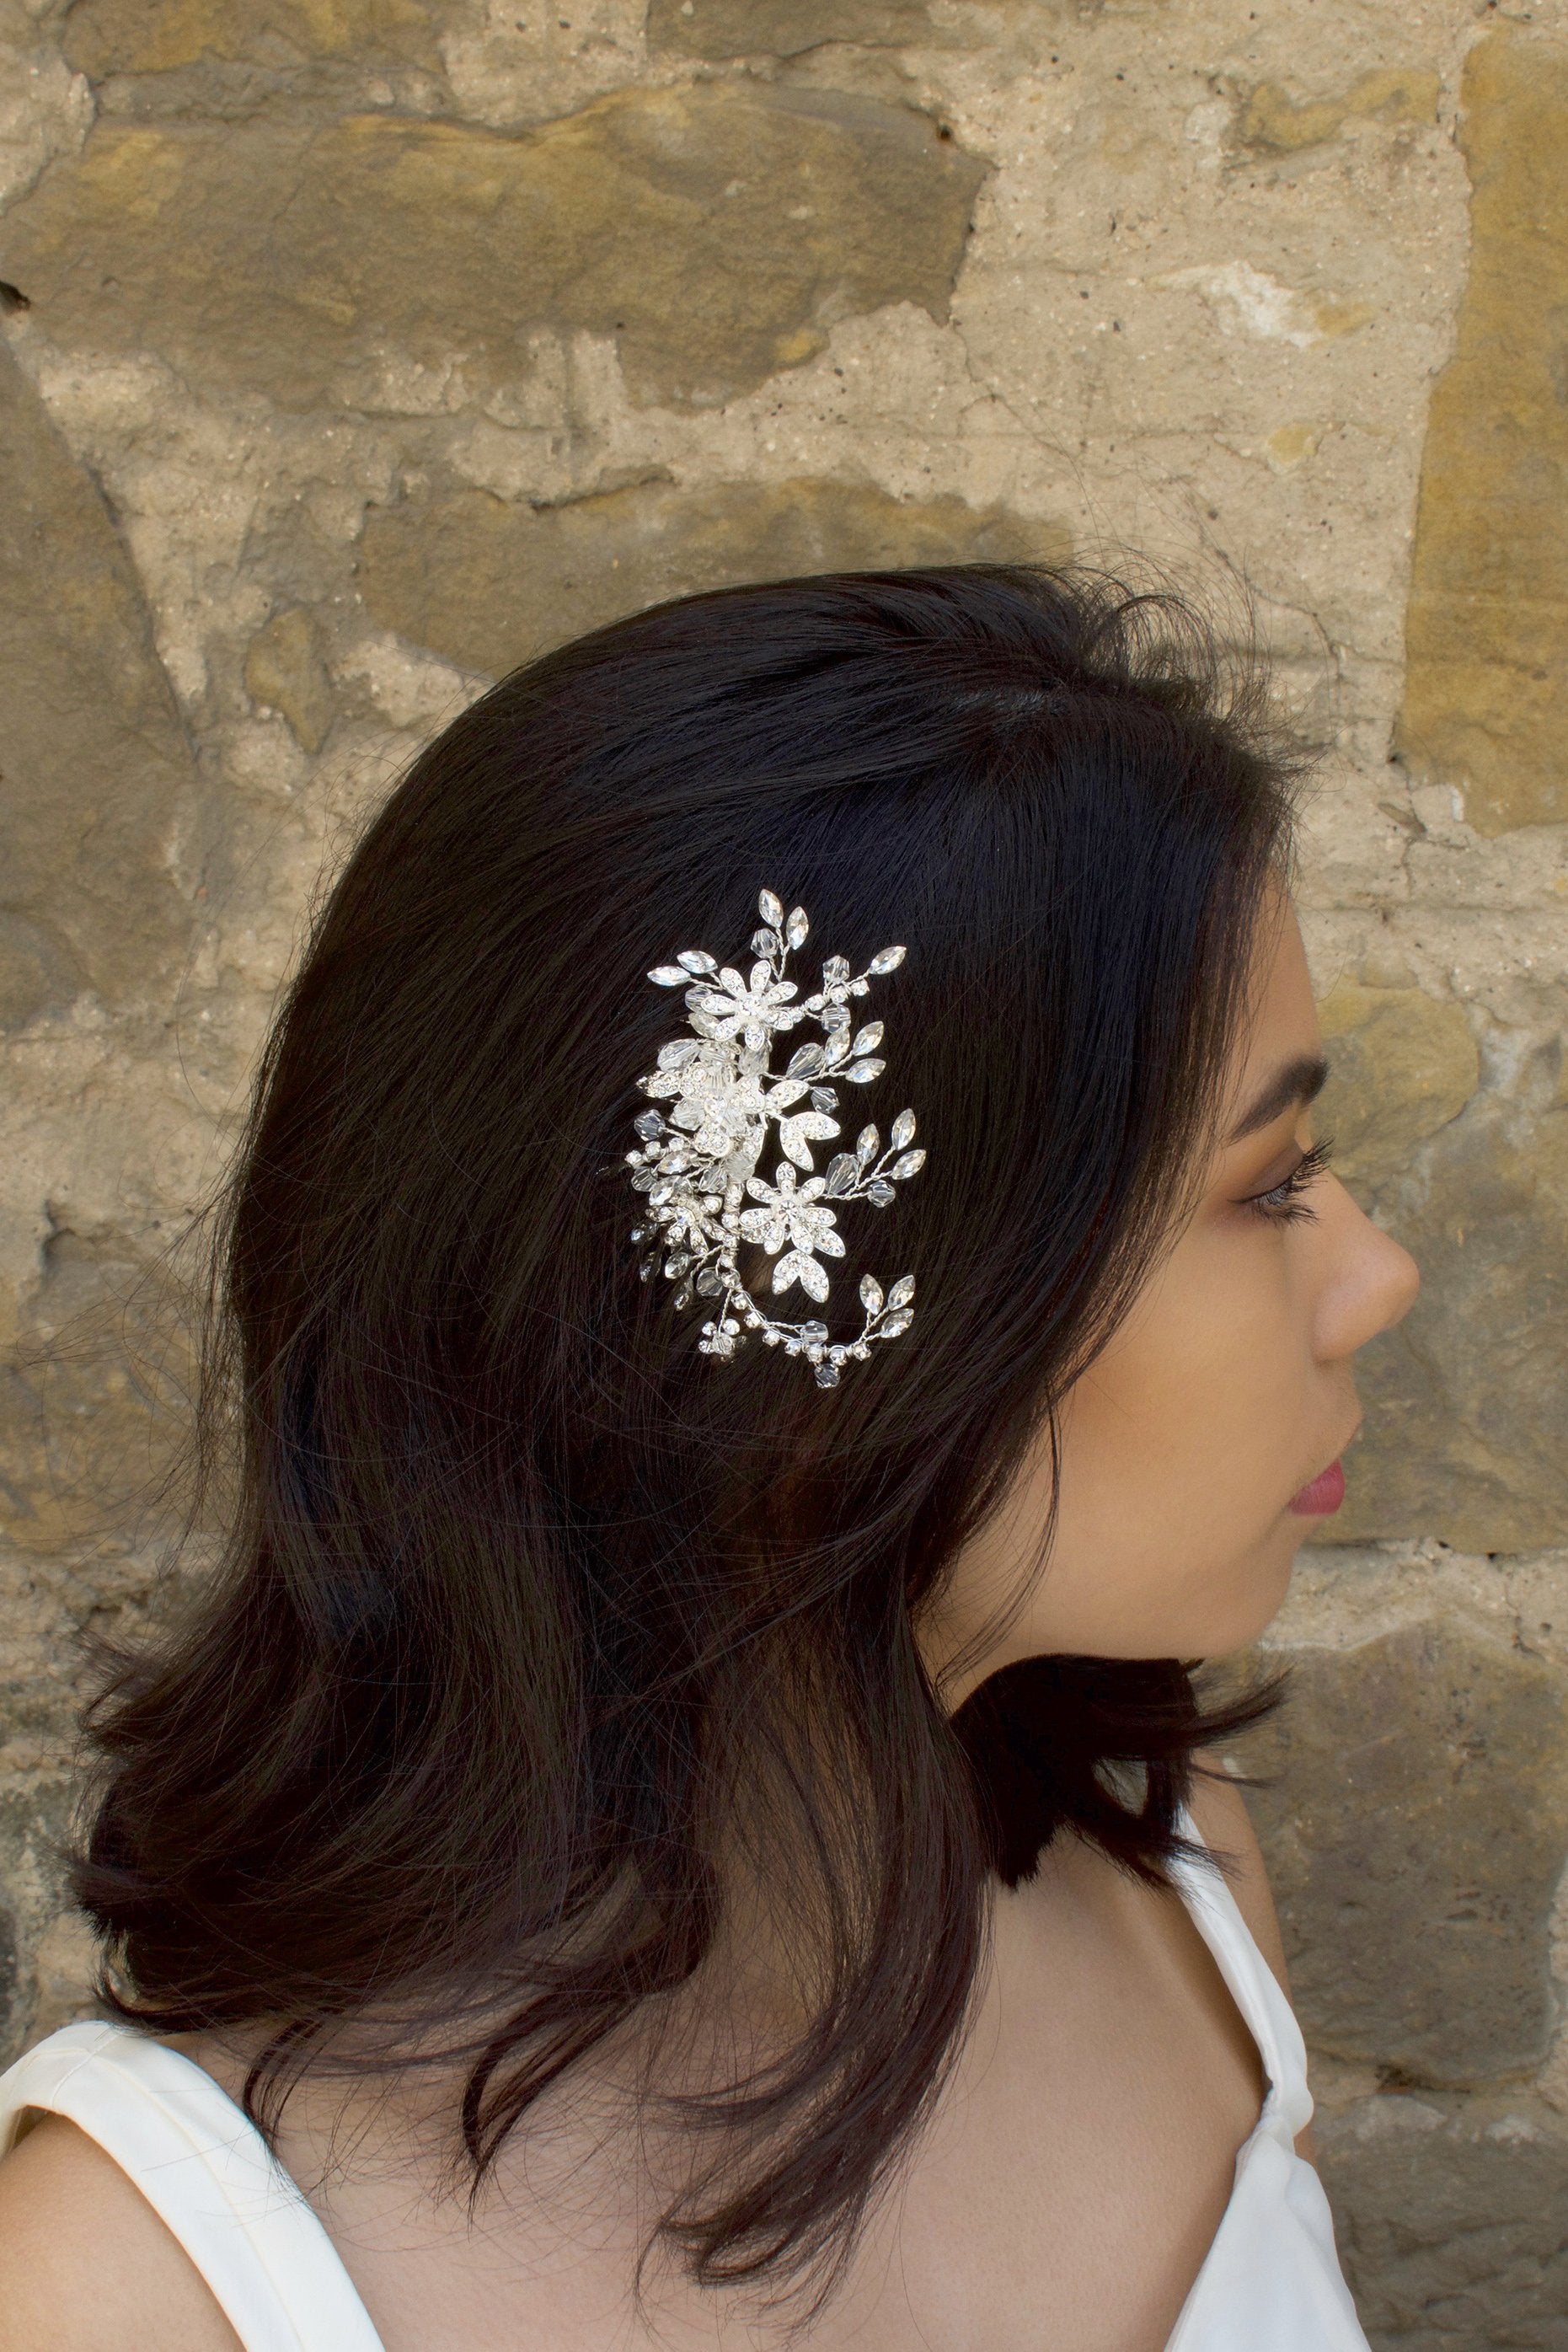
[337,632,488,734]
[1335,2094,1447,2140]
[1151,260,1370,350]
[0,40,90,212]
[441,0,648,129]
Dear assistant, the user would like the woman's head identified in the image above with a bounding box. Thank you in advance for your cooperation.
[77,563,1410,2306]
[934,882,1419,1695]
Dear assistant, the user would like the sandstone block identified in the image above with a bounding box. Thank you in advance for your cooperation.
[1395,30,1568,833]
[0,1889,15,2058]
[0,1232,193,1560]
[0,346,198,1018]
[244,607,335,752]
[25,1909,99,2044]
[0,1780,72,2061]
[63,0,443,78]
[1318,2094,1568,2347]
[1244,1622,1568,2083]
[1331,1089,1568,1551]
[645,0,932,57]
[358,474,1067,677]
[1236,68,1440,154]
[2,88,986,409]
[1314,979,1478,1192]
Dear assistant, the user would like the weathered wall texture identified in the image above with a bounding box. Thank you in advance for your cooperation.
[1,1,1565,2338]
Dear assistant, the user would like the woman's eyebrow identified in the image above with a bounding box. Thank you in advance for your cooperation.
[1226,1052,1330,1144]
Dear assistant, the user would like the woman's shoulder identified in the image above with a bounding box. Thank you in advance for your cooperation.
[0,2108,240,2352]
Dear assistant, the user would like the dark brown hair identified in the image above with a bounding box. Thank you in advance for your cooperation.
[76,565,1298,2312]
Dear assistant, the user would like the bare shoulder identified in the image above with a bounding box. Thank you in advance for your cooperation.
[0,2112,241,2352]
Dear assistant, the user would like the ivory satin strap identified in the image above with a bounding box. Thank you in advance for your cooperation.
[0,2020,384,2352]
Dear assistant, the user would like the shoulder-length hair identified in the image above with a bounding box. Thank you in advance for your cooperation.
[77,564,1300,2312]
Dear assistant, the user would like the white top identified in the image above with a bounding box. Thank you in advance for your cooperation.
[0,1815,1369,2351]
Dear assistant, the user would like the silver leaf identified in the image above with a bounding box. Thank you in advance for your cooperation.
[888,1274,916,1309]
[649,964,688,986]
[856,1125,879,1164]
[868,945,906,973]
[890,1149,926,1179]
[759,889,784,926]
[786,1043,824,1077]
[844,1058,886,1084]
[849,1021,883,1057]
[878,1307,912,1337]
[859,1273,884,1314]
[677,949,717,974]
[890,1108,916,1149]
[786,906,809,948]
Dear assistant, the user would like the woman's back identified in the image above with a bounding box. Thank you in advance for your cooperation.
[0,1783,1364,2352]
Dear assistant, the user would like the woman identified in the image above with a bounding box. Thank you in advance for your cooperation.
[0,565,1418,2351]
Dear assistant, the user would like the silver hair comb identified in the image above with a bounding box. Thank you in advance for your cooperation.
[627,889,924,1385]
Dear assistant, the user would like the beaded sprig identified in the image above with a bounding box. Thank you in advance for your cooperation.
[627,889,923,1385]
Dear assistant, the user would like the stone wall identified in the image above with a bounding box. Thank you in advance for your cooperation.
[1,1,1565,2339]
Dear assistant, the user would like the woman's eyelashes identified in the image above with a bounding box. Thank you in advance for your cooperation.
[1241,1136,1336,1225]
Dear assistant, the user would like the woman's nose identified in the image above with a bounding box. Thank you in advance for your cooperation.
[1314,1175,1421,1362]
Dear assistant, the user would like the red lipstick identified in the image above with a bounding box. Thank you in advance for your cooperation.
[1288,1459,1346,1516]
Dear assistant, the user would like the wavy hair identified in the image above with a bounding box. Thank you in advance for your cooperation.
[76,565,1301,2315]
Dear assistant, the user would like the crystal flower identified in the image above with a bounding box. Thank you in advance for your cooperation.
[690,962,805,1052]
[740,1165,847,1301]
[633,890,924,1382]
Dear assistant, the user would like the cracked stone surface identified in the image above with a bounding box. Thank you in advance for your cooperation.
[1,1,1565,2337]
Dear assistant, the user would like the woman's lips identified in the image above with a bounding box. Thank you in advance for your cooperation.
[1288,1458,1346,1517]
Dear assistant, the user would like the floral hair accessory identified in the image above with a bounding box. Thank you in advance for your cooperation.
[627,889,924,1386]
